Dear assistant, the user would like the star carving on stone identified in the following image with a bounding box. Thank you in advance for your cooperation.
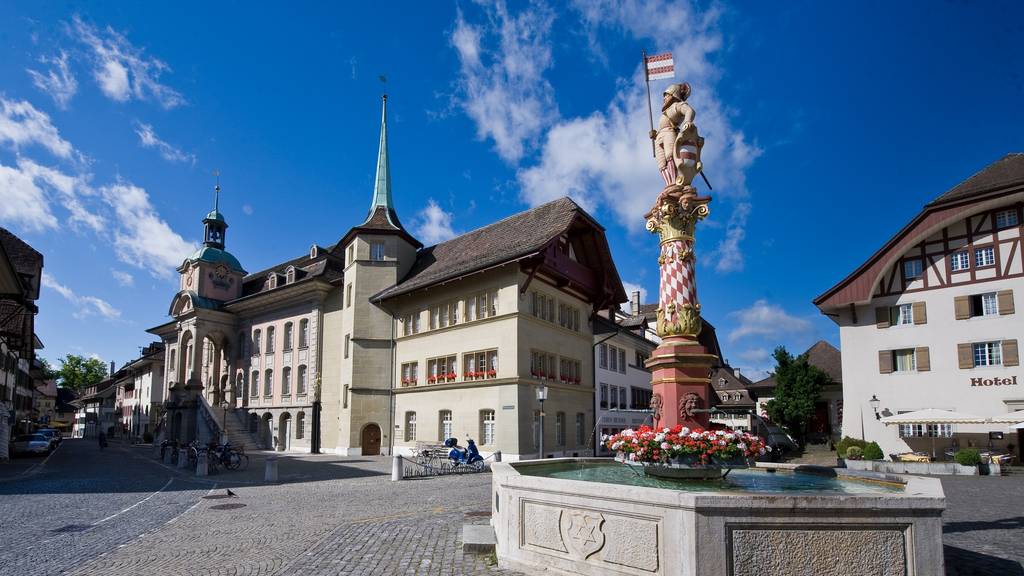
[562,511,605,559]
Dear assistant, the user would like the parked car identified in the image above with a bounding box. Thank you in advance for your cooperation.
[36,428,61,448]
[11,434,52,456]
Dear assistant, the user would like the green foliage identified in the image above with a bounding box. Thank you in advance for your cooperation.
[38,357,59,381]
[55,354,108,390]
[863,441,884,460]
[142,432,154,444]
[955,448,981,467]
[763,346,832,446]
[835,436,867,457]
[845,446,863,459]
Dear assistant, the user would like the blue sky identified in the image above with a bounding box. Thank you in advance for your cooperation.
[1,1,1020,379]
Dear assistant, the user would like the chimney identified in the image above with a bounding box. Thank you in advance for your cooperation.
[630,290,640,317]
[110,361,115,376]
[734,367,741,379]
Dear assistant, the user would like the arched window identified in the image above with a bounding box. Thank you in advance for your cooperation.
[405,412,417,441]
[267,273,277,289]
[266,326,275,354]
[283,322,293,351]
[251,371,259,397]
[286,266,296,284]
[264,369,273,396]
[299,319,309,348]
[479,407,495,444]
[439,410,453,441]
[169,348,176,373]
[297,365,307,395]
[253,329,262,355]
[296,412,305,439]
[282,367,292,396]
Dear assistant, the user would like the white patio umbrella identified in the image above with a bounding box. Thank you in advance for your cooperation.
[880,409,987,458]
[989,409,1024,424]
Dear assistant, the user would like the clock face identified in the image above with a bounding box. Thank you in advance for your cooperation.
[215,264,229,279]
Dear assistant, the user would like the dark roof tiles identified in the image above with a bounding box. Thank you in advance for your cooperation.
[927,153,1024,206]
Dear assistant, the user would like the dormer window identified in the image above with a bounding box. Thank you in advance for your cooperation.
[267,273,277,289]
[310,244,319,259]
[286,267,296,284]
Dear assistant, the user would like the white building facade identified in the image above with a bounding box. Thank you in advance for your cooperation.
[593,307,657,456]
[816,154,1023,458]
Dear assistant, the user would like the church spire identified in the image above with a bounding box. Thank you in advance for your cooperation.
[203,175,228,249]
[364,94,399,227]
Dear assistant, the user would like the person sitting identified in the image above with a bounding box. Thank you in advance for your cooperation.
[465,439,483,464]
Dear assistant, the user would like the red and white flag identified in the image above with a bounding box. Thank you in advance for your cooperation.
[645,52,674,81]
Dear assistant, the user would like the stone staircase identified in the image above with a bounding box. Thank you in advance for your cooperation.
[220,407,265,451]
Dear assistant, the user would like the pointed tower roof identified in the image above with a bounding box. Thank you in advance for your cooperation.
[339,95,422,250]
[185,181,245,274]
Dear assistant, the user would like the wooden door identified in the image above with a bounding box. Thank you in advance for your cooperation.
[361,423,381,455]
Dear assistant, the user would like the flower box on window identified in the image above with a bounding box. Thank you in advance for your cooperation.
[530,369,538,378]
[446,373,456,382]
[427,376,437,384]
[487,370,496,378]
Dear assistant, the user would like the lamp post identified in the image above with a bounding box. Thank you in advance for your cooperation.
[869,395,881,420]
[536,385,548,459]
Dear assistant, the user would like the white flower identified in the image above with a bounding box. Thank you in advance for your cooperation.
[680,427,690,435]
[622,429,635,437]
[629,453,637,461]
[737,442,747,451]
[759,448,766,455]
[601,434,609,442]
[662,427,670,433]
[718,440,727,446]
[766,445,773,452]
[661,442,670,450]
[654,433,665,442]
[689,432,701,440]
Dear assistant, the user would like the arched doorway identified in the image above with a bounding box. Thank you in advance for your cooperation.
[279,413,292,452]
[261,413,273,449]
[361,423,381,456]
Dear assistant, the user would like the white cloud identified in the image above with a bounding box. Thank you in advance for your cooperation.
[512,0,761,239]
[414,199,458,245]
[134,121,195,164]
[450,2,558,163]
[0,162,58,231]
[72,16,184,109]
[0,157,104,233]
[99,183,196,279]
[707,202,750,273]
[14,158,104,232]
[41,271,122,320]
[620,281,649,313]
[736,347,770,363]
[111,269,134,287]
[727,299,812,344]
[26,51,78,109]
[0,97,76,159]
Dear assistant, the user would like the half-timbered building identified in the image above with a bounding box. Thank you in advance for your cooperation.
[815,153,1023,458]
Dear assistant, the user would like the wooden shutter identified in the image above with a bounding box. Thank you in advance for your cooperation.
[957,343,974,369]
[875,307,890,329]
[997,290,1015,315]
[1004,339,1019,367]
[878,350,893,374]
[915,347,930,371]
[912,301,927,325]
[954,296,970,320]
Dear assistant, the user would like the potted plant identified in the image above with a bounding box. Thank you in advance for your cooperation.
[487,369,496,378]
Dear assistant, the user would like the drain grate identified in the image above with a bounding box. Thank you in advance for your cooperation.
[209,503,246,510]
[52,524,91,533]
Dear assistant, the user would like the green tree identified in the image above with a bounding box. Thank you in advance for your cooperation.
[38,357,59,381]
[55,354,109,390]
[763,346,832,447]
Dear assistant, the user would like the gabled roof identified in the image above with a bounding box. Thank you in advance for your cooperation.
[373,197,609,302]
[815,153,1024,310]
[751,340,842,390]
[0,227,43,300]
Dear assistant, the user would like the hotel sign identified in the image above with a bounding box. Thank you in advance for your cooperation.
[970,376,1018,387]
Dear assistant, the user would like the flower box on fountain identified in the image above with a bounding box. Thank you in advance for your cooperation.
[605,425,769,480]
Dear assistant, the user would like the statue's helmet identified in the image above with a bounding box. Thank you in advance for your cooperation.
[663,82,691,102]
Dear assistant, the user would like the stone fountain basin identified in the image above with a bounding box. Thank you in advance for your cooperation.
[491,458,945,576]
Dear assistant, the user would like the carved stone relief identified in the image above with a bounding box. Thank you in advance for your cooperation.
[731,528,907,576]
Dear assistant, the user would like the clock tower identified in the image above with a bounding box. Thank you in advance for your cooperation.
[178,183,245,302]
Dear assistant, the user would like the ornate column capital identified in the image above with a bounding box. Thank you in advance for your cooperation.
[644,187,711,244]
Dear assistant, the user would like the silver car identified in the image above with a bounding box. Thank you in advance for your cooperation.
[11,433,51,456]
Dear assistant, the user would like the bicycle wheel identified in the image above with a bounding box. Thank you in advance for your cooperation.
[226,452,241,470]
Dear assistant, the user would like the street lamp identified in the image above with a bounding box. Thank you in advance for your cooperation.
[536,385,548,459]
[869,395,881,420]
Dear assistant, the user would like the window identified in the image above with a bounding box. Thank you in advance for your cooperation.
[343,384,349,408]
[969,293,999,317]
[439,410,453,441]
[264,369,273,396]
[556,412,565,447]
[996,209,1019,229]
[608,346,618,372]
[296,412,305,439]
[618,348,626,374]
[619,387,627,409]
[427,355,458,383]
[402,312,421,336]
[297,365,307,394]
[282,367,292,396]
[899,421,954,438]
[401,362,419,387]
[530,350,557,380]
[635,351,649,368]
[469,290,498,320]
[575,413,585,446]
[286,267,295,284]
[463,350,498,380]
[266,326,275,354]
[299,319,309,348]
[891,303,913,325]
[169,349,176,372]
[481,410,496,445]
[430,302,457,329]
[903,259,923,279]
[344,334,350,359]
[951,251,970,272]
[346,284,353,308]
[283,322,293,351]
[599,344,607,369]
[609,385,619,409]
[251,372,259,397]
[405,412,417,441]
[892,349,916,372]
[600,384,608,409]
[370,241,385,261]
[253,330,262,355]
[973,341,1002,367]
[975,246,995,268]
[347,244,355,264]
[632,388,652,411]
[558,357,581,384]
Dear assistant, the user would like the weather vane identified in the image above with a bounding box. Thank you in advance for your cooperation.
[213,169,221,210]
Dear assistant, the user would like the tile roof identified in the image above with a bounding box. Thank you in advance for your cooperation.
[0,227,43,299]
[751,340,842,389]
[374,197,586,301]
[926,153,1024,207]
[238,248,345,298]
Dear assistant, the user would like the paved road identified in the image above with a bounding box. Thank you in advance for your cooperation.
[2,440,1021,575]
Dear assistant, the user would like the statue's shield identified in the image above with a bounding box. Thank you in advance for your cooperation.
[560,510,605,560]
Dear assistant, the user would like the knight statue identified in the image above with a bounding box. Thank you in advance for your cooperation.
[650,82,704,190]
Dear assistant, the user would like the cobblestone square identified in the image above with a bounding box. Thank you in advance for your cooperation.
[1,440,1022,575]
